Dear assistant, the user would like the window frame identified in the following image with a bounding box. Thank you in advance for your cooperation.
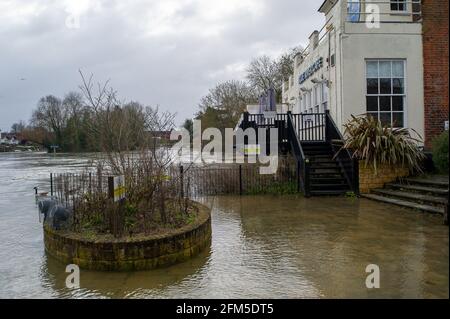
[390,0,407,12]
[365,59,407,128]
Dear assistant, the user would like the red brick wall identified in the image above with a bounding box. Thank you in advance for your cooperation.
[422,0,449,149]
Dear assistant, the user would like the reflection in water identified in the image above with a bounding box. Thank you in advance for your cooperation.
[0,153,448,298]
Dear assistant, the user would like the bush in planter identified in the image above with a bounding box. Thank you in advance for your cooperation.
[340,115,425,174]
[432,131,449,174]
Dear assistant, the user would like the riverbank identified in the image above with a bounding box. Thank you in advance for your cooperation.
[0,144,45,153]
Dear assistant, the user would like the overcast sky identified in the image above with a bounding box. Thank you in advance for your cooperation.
[0,0,325,131]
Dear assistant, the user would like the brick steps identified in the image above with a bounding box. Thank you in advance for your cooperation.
[363,176,449,218]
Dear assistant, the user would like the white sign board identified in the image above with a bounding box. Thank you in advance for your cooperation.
[113,175,126,202]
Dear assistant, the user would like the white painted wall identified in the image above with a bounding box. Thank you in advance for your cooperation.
[282,0,424,140]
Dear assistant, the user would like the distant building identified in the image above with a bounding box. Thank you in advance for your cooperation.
[1,132,21,145]
[150,130,173,140]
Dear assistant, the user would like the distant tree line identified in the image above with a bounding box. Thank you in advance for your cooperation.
[15,72,175,153]
[185,46,302,133]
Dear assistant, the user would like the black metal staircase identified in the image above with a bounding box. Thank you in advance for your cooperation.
[238,110,359,197]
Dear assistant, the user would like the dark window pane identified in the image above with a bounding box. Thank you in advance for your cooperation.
[393,112,404,127]
[380,96,391,111]
[366,96,378,111]
[380,113,391,127]
[391,3,397,10]
[380,78,391,94]
[393,78,404,94]
[392,96,404,111]
[367,79,378,94]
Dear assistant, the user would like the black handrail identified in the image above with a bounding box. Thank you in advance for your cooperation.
[325,110,360,195]
[287,112,309,196]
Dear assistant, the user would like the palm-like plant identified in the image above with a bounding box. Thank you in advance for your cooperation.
[341,115,425,174]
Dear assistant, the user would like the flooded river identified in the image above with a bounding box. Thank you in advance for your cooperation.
[0,152,448,298]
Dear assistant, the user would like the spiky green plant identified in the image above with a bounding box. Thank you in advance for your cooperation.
[340,115,425,174]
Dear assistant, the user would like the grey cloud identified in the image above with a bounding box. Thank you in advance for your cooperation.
[0,0,324,131]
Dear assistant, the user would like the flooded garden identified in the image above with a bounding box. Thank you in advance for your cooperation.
[0,152,448,298]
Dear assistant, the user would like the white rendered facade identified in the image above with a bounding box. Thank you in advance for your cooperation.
[282,0,424,138]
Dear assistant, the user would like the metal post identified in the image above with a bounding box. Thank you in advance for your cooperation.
[325,109,330,142]
[50,173,53,197]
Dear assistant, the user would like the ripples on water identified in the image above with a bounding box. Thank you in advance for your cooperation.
[0,152,448,298]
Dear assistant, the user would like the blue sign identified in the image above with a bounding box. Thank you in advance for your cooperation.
[299,57,323,84]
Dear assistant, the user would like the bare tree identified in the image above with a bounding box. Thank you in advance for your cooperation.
[31,95,67,145]
[197,80,257,130]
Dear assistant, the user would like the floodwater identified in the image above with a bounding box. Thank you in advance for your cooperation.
[0,152,448,299]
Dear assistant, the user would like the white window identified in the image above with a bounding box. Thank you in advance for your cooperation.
[313,85,320,111]
[303,92,311,113]
[391,0,406,11]
[321,82,328,112]
[366,60,406,128]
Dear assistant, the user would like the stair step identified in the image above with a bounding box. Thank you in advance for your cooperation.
[311,167,342,173]
[362,194,445,215]
[310,163,340,169]
[311,183,349,190]
[309,160,339,165]
[311,177,347,183]
[403,178,449,189]
[310,189,351,196]
[372,189,448,206]
[386,183,449,196]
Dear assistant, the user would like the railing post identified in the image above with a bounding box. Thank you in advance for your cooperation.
[243,111,249,129]
[325,110,330,142]
[304,159,311,198]
[296,160,301,193]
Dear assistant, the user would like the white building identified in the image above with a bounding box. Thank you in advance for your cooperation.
[282,0,424,138]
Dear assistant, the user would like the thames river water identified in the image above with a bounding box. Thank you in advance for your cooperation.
[0,152,448,298]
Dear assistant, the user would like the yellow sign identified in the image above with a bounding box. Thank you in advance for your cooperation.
[244,144,261,155]
[113,175,126,202]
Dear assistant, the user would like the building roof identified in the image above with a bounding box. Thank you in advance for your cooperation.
[318,0,338,14]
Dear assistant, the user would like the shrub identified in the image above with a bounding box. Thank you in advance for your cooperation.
[432,131,449,174]
[341,115,425,174]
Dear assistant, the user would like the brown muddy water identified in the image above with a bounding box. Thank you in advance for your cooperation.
[0,153,448,298]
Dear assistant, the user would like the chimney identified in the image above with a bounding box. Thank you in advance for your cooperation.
[309,30,319,50]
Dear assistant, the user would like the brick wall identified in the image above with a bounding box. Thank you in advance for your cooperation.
[422,0,449,149]
[359,161,409,194]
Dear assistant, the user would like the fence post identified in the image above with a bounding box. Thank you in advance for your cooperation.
[239,165,243,195]
[325,110,330,142]
[180,165,184,199]
[50,173,53,197]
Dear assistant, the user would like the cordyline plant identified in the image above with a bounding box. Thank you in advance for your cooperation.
[340,115,425,174]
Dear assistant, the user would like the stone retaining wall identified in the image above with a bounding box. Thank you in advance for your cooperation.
[44,203,212,271]
[359,161,409,194]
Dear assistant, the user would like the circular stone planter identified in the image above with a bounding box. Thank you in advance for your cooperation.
[43,202,212,271]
